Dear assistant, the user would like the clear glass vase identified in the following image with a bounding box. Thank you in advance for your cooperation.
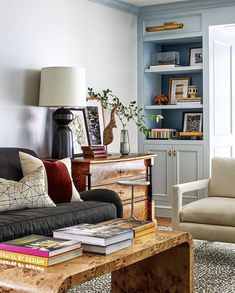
[120,128,130,155]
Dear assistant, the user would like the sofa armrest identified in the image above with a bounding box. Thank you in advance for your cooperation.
[80,189,123,218]
[172,179,210,230]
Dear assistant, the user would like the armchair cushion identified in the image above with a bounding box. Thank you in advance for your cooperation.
[181,196,235,227]
[209,157,235,198]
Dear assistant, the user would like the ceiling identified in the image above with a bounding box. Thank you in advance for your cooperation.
[121,0,189,7]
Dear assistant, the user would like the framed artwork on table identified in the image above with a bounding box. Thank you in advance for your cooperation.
[85,99,105,146]
[183,112,203,132]
[169,77,190,104]
[190,48,203,66]
[69,108,90,157]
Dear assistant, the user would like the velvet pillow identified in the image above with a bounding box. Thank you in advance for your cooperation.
[0,166,55,212]
[19,152,82,204]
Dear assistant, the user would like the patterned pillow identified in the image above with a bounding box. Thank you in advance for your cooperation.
[19,152,82,203]
[0,166,55,212]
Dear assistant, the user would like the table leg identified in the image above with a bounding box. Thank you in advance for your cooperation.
[112,242,193,293]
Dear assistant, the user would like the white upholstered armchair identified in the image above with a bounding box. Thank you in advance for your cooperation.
[172,157,235,243]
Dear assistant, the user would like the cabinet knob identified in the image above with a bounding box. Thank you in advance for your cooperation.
[119,169,125,175]
[168,150,172,157]
[173,150,176,157]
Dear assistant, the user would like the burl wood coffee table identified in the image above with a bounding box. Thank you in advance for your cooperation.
[0,231,193,293]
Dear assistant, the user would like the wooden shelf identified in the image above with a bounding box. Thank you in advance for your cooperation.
[144,139,204,145]
[145,65,202,75]
[145,104,203,110]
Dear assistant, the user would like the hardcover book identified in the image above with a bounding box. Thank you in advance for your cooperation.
[0,235,81,258]
[53,223,134,246]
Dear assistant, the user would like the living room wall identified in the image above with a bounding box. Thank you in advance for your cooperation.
[0,0,137,157]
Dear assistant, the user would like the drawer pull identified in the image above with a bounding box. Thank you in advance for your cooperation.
[118,190,125,195]
[119,169,125,175]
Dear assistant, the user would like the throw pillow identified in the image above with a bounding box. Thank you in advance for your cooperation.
[19,152,82,204]
[0,166,55,212]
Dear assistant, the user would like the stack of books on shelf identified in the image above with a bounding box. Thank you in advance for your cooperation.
[53,223,134,255]
[0,235,82,267]
[82,145,107,158]
[102,218,157,239]
[147,128,176,139]
[179,132,203,140]
[176,97,202,105]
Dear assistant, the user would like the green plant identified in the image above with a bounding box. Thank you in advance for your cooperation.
[150,114,164,124]
[88,87,147,134]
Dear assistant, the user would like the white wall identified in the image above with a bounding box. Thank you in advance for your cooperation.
[0,0,137,157]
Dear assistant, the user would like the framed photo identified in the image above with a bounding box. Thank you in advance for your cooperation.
[169,77,190,104]
[69,109,90,157]
[85,99,105,146]
[183,112,203,132]
[190,48,203,66]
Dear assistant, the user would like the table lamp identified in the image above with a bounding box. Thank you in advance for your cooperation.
[39,66,86,159]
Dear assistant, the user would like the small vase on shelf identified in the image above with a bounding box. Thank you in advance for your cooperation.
[120,127,130,155]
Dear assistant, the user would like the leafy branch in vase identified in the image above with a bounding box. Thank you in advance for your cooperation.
[88,88,147,135]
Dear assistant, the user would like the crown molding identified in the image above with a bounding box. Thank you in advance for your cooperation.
[139,0,235,17]
[88,0,139,15]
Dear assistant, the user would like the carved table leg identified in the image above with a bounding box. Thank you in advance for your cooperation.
[112,242,193,293]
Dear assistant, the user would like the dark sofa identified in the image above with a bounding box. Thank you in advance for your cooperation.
[0,148,123,242]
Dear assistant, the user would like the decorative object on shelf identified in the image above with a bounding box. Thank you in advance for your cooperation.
[190,48,203,66]
[169,77,190,104]
[39,67,86,159]
[103,99,120,147]
[183,112,203,132]
[85,99,105,146]
[151,51,179,66]
[120,126,130,155]
[188,85,199,98]
[81,145,107,158]
[153,94,169,105]
[150,114,164,124]
[69,109,90,157]
[146,22,184,32]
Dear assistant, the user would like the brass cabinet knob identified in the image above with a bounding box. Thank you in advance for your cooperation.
[173,150,176,157]
[168,150,172,157]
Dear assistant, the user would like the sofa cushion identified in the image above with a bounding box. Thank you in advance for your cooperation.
[181,197,235,227]
[0,201,117,242]
[19,152,81,203]
[0,167,55,212]
[209,157,235,198]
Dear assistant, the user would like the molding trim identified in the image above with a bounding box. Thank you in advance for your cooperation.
[88,0,139,15]
[139,0,235,17]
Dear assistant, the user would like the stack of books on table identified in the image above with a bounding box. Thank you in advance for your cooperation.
[0,235,82,266]
[147,128,176,139]
[53,223,134,255]
[102,218,157,239]
[81,145,107,158]
[176,97,202,105]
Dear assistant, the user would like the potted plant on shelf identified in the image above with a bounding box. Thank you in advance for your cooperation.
[87,88,147,155]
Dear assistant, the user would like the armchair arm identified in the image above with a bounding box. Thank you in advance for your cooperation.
[80,189,123,218]
[172,179,210,230]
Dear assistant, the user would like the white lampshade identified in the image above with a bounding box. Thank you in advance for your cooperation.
[39,67,86,107]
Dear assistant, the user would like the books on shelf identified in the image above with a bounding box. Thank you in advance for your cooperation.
[82,239,132,255]
[176,97,202,105]
[0,248,82,266]
[53,223,134,247]
[102,218,157,238]
[0,235,82,266]
[179,132,203,140]
[147,129,176,139]
[149,64,181,70]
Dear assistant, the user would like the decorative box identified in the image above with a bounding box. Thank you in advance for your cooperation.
[151,51,180,65]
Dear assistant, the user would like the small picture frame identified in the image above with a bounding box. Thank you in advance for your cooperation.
[190,48,203,66]
[169,77,190,104]
[183,112,203,132]
[85,99,105,146]
[69,108,90,157]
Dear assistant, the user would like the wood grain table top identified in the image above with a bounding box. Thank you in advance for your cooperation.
[0,231,193,293]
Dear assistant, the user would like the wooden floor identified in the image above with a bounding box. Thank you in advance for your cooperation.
[156,217,172,227]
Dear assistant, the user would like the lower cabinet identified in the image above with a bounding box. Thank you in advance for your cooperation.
[144,143,204,217]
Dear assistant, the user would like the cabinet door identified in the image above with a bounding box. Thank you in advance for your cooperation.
[144,144,173,217]
[172,144,204,205]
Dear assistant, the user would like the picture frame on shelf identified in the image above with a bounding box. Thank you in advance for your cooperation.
[85,99,105,146]
[183,112,203,132]
[190,48,203,66]
[169,77,190,104]
[69,108,90,157]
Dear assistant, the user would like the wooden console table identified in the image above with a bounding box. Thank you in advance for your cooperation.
[71,153,156,220]
[0,231,193,293]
